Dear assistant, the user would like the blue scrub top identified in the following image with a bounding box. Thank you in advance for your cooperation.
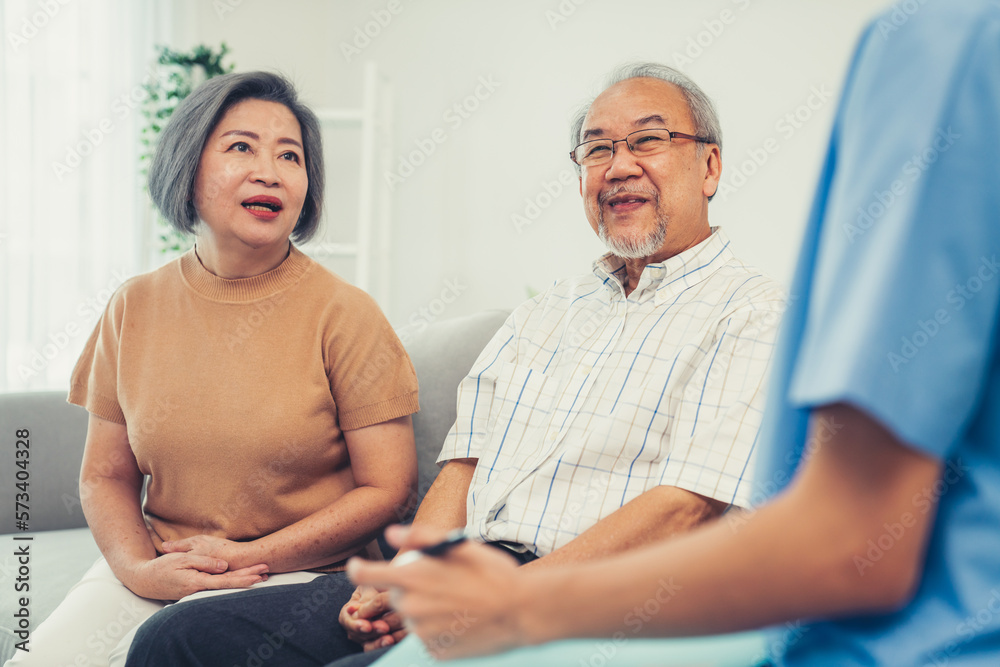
[755,0,1000,664]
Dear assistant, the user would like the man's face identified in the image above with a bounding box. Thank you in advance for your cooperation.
[578,78,721,262]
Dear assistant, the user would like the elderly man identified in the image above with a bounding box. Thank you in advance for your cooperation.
[124,62,785,667]
[352,2,1000,666]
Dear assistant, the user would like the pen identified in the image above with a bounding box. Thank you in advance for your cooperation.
[392,529,467,566]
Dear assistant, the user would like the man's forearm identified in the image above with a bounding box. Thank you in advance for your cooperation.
[523,485,726,570]
[411,458,477,533]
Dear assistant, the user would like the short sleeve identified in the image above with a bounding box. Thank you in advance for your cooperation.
[68,288,127,424]
[325,292,419,431]
[660,288,785,507]
[787,17,1000,458]
[436,310,519,463]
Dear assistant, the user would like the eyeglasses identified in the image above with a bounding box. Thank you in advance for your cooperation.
[570,128,713,167]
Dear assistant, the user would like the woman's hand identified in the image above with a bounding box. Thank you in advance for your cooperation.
[124,552,268,601]
[339,585,408,650]
[80,416,267,601]
[161,534,264,571]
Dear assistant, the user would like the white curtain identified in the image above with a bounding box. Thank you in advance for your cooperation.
[1,0,170,392]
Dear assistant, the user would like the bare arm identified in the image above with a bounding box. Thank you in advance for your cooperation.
[350,403,943,658]
[523,485,726,570]
[410,457,477,531]
[80,414,267,600]
[164,415,418,573]
[526,404,941,640]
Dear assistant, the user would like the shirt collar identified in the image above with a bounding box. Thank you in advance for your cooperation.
[591,227,736,304]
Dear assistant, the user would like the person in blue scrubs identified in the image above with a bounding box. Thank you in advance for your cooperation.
[350,1,1000,665]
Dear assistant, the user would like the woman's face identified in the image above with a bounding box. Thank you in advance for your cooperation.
[193,98,308,253]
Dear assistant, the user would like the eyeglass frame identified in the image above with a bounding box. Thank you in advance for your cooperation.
[569,128,715,166]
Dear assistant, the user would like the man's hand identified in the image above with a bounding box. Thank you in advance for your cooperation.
[348,525,522,660]
[124,552,268,601]
[339,585,409,650]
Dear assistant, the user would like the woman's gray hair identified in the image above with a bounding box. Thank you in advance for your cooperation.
[148,71,324,243]
[569,61,723,173]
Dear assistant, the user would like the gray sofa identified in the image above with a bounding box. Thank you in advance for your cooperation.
[0,309,510,663]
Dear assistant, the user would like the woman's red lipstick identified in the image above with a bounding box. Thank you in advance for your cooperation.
[241,195,283,221]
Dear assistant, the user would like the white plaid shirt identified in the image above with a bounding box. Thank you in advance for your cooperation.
[438,228,786,556]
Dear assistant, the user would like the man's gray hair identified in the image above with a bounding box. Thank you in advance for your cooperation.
[148,71,325,243]
[569,62,723,170]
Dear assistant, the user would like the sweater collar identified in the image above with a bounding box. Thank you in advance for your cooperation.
[179,244,312,303]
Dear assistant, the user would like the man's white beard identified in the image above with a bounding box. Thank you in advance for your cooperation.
[598,213,668,259]
[595,185,668,259]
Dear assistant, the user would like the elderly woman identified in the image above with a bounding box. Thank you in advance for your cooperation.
[5,71,418,667]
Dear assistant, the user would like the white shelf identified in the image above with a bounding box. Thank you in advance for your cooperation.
[309,62,392,307]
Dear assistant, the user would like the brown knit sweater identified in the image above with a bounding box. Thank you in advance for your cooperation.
[69,245,419,554]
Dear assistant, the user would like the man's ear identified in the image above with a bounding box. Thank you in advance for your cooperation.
[579,176,583,197]
[702,144,722,198]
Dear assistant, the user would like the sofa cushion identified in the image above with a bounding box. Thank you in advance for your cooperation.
[0,528,101,661]
[399,309,510,505]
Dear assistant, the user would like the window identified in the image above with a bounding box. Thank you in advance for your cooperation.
[1,0,166,391]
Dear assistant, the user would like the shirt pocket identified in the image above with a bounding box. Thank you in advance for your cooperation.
[486,363,555,440]
[598,374,677,469]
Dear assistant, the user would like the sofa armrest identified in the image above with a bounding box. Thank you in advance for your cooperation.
[0,391,90,534]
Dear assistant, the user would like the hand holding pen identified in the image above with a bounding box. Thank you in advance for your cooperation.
[347,524,524,659]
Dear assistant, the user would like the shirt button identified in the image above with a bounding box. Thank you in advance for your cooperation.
[581,365,593,375]
[548,430,558,442]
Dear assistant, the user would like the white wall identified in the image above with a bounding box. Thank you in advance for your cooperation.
[173,0,885,326]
